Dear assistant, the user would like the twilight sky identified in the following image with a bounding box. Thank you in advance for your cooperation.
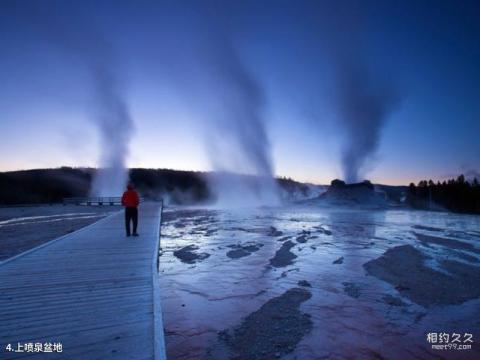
[0,0,479,185]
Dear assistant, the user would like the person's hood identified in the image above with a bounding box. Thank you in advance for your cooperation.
[127,184,134,190]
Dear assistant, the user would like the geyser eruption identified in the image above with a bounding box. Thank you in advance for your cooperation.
[333,56,400,184]
[204,36,279,207]
[315,3,401,184]
[159,1,280,208]
[20,3,134,197]
[89,63,134,197]
[152,1,279,207]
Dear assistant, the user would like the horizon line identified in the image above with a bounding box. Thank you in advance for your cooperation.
[1,165,476,188]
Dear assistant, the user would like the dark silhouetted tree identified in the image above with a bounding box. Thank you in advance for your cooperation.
[407,174,480,214]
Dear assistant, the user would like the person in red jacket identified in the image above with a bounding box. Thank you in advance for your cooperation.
[121,183,140,237]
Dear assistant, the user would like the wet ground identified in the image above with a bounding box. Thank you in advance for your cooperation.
[158,205,480,359]
[0,205,119,261]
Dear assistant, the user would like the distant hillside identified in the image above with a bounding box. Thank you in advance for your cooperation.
[0,167,322,205]
[0,167,92,205]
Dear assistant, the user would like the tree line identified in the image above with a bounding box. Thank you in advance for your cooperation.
[407,175,480,214]
[0,167,313,205]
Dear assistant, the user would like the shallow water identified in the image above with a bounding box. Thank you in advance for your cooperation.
[158,206,480,359]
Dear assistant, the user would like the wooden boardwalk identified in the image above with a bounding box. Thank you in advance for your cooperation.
[0,202,166,359]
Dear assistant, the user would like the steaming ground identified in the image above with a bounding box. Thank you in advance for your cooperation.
[158,205,480,359]
[0,205,119,261]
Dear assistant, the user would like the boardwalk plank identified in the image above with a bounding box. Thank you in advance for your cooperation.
[0,203,165,359]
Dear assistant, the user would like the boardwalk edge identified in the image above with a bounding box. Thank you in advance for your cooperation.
[152,201,167,360]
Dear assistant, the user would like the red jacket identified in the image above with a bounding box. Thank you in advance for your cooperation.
[122,188,140,208]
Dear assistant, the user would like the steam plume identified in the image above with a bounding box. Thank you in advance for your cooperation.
[334,57,399,183]
[89,62,134,196]
[17,3,134,196]
[203,35,279,207]
[159,2,280,207]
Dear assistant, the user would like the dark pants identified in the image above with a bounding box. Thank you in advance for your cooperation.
[125,207,138,235]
